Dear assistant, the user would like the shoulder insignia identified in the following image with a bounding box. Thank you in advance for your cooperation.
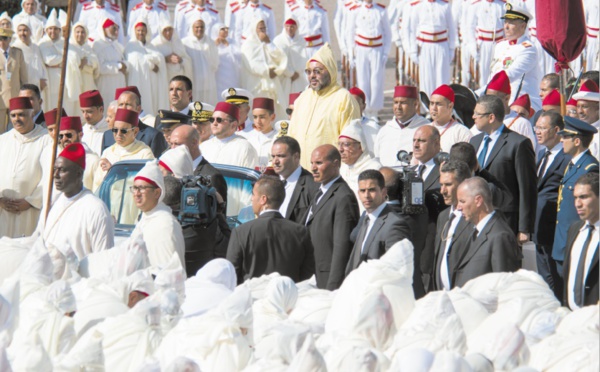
[377,3,386,8]
[132,2,143,10]
[290,5,299,11]
[158,2,167,10]
[232,6,240,13]
[179,1,189,5]
[110,4,120,12]
[263,4,272,9]
[88,37,94,42]
[229,1,238,7]
[209,7,218,13]
[522,41,532,48]
[350,5,359,10]
[585,163,599,171]
[472,0,481,4]
[83,3,92,10]
[185,8,194,14]
[410,0,420,6]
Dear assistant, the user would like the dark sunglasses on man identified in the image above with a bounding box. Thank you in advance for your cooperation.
[112,128,135,135]
[58,133,74,139]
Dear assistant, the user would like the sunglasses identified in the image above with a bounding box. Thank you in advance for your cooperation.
[208,117,231,124]
[286,108,293,116]
[112,127,135,135]
[58,133,74,139]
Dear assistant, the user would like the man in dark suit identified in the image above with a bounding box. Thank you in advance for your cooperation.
[102,88,168,157]
[533,111,571,297]
[345,170,412,276]
[227,176,315,284]
[19,84,44,127]
[553,117,599,278]
[271,136,319,224]
[433,160,475,291]
[412,125,446,292]
[0,28,28,133]
[380,167,429,298]
[454,177,521,287]
[470,95,537,244]
[562,173,599,309]
[304,145,360,290]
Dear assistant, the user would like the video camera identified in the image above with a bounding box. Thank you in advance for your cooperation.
[178,175,218,227]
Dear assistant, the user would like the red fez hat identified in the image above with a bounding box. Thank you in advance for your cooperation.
[44,108,68,126]
[486,71,511,95]
[349,87,366,103]
[59,143,86,169]
[510,94,534,118]
[394,85,418,99]
[214,101,240,122]
[566,97,578,106]
[102,18,116,29]
[79,90,103,107]
[9,97,33,110]
[114,108,139,126]
[289,92,300,105]
[115,86,141,100]
[60,116,83,132]
[542,89,561,107]
[431,84,455,103]
[252,97,275,112]
[580,79,599,93]
[284,18,297,26]
[134,22,146,29]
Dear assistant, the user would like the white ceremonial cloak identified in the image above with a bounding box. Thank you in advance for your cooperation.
[273,31,308,97]
[243,129,277,168]
[125,39,169,115]
[38,36,66,112]
[130,202,185,271]
[82,119,110,158]
[12,13,44,43]
[151,22,194,84]
[92,36,128,110]
[182,33,219,105]
[215,42,242,95]
[11,39,48,90]
[375,115,431,167]
[35,188,114,260]
[0,126,52,238]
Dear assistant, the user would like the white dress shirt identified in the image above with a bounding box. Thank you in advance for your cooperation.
[441,207,462,290]
[279,165,302,217]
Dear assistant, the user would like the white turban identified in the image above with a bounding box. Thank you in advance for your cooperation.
[159,145,194,178]
[339,119,367,151]
[135,160,166,204]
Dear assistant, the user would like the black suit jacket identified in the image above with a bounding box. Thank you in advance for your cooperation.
[226,211,315,284]
[194,157,228,205]
[101,120,168,157]
[452,213,521,288]
[470,127,537,235]
[562,220,599,308]
[432,207,474,291]
[420,164,446,291]
[285,167,320,224]
[305,177,360,290]
[34,110,45,126]
[345,205,412,276]
[534,149,571,247]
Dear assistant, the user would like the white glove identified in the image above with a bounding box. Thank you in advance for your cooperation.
[410,52,419,65]
[349,57,356,69]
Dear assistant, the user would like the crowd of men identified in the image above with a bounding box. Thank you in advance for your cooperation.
[0,0,599,318]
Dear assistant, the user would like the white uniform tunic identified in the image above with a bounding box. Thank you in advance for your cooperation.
[82,119,110,157]
[375,114,430,167]
[244,128,276,168]
[234,1,276,42]
[79,1,125,45]
[179,5,222,41]
[407,0,457,96]
[290,2,330,58]
[430,120,472,153]
[489,35,542,111]
[127,2,170,41]
[584,0,599,71]
[346,2,391,112]
[0,126,52,238]
[200,134,258,169]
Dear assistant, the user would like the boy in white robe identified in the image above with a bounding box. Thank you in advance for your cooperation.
[244,97,278,169]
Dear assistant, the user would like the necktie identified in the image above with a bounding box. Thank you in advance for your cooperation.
[3,51,7,60]
[419,164,426,179]
[305,189,323,225]
[537,150,551,179]
[574,225,596,306]
[282,179,288,188]
[477,136,491,169]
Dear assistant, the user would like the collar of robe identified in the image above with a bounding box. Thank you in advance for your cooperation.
[14,124,47,143]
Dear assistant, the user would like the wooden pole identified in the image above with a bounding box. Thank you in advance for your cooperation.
[44,0,74,221]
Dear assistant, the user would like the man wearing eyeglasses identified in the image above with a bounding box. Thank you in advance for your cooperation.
[552,117,599,282]
[58,116,100,192]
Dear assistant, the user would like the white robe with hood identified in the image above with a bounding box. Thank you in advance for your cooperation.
[273,18,308,97]
[182,16,219,105]
[69,22,100,113]
[211,22,242,95]
[11,19,48,91]
[151,20,193,84]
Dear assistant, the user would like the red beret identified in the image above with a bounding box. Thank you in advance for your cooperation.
[510,94,534,118]
[214,101,240,122]
[252,97,275,112]
[486,71,511,95]
[115,86,141,100]
[431,84,455,103]
[60,116,83,132]
[289,92,300,105]
[284,18,297,26]
[102,18,116,29]
[9,97,33,110]
[542,89,561,107]
[114,108,139,126]
[44,108,68,126]
[79,90,103,108]
[349,87,366,102]
[394,85,418,99]
[566,97,578,106]
[59,143,86,169]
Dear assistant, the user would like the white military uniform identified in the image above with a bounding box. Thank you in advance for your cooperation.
[406,0,457,96]
[387,0,408,78]
[290,1,330,59]
[234,1,276,42]
[489,34,542,110]
[346,2,391,113]
[375,114,430,167]
[430,120,472,153]
[584,0,599,71]
[465,0,505,87]
[127,1,170,41]
[79,1,125,44]
[178,4,221,40]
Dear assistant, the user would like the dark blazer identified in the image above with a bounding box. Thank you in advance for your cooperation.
[552,151,599,262]
[226,211,315,284]
[345,205,412,276]
[452,213,521,288]
[284,167,320,224]
[101,120,168,157]
[476,168,513,208]
[470,126,537,235]
[562,220,599,308]
[305,177,360,290]
[534,148,571,247]
[194,157,228,205]
[34,110,45,126]
[432,207,474,291]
